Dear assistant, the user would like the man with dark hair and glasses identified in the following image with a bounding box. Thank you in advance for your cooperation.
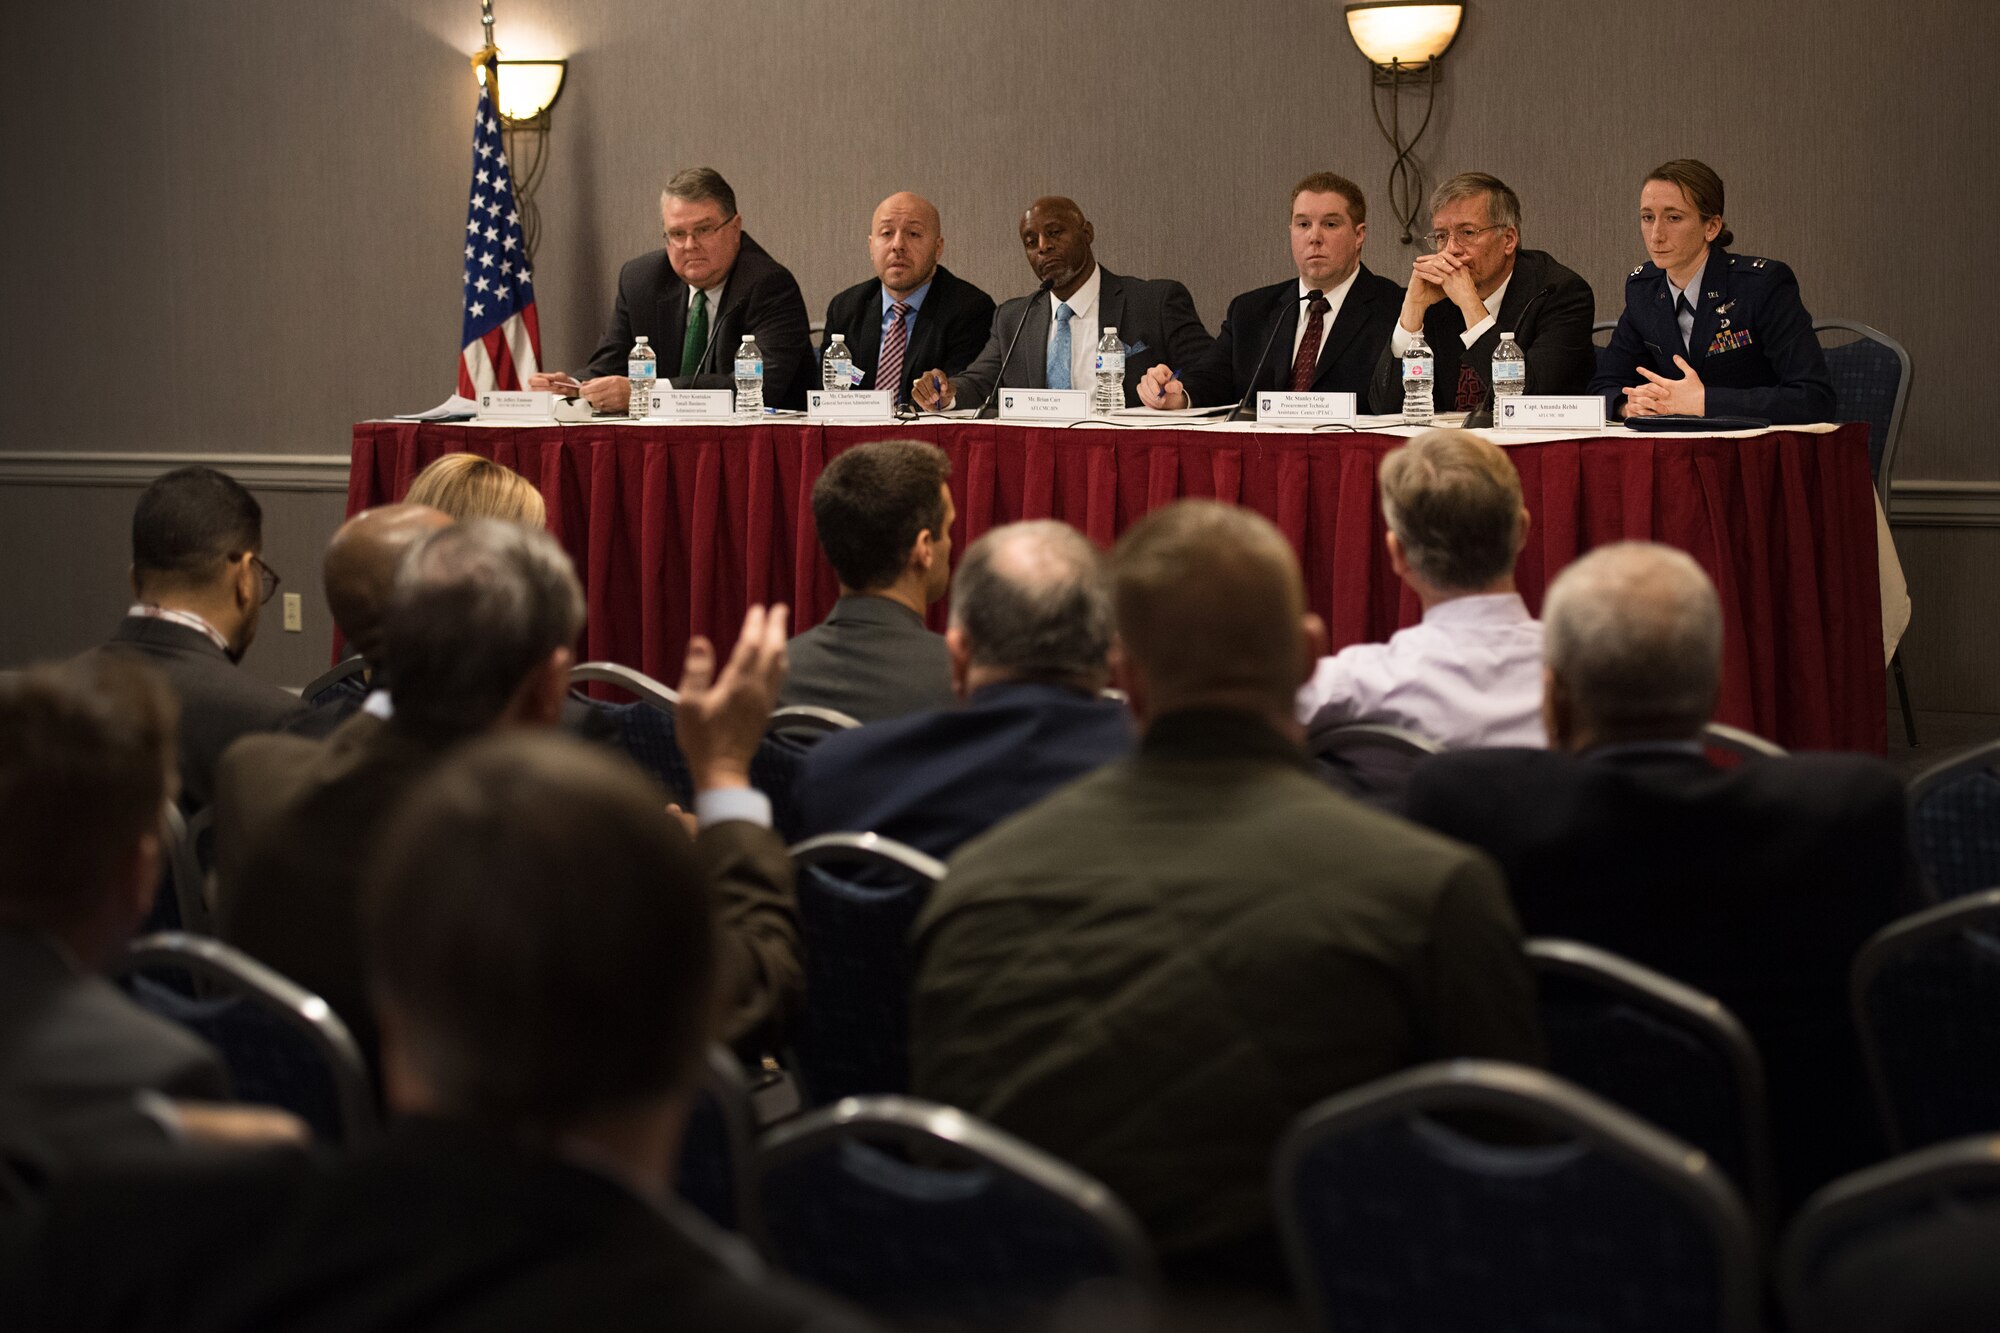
[530,166,814,412]
[78,465,298,811]
[1368,171,1595,416]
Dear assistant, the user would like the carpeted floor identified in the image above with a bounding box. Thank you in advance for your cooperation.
[1886,710,2000,781]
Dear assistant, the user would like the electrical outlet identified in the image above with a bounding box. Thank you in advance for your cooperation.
[282,593,302,633]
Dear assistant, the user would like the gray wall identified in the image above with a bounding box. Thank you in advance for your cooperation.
[4,0,1995,707]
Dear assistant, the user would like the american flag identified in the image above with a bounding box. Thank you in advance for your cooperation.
[456,83,541,395]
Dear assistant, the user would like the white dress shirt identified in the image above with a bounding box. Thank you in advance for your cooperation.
[1046,263,1102,390]
[1295,592,1547,749]
[1291,267,1361,368]
[1392,269,1515,355]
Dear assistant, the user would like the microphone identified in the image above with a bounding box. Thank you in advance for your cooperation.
[976,279,1055,418]
[1228,289,1322,422]
[689,304,727,383]
[1463,284,1554,429]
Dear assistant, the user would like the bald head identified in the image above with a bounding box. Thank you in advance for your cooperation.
[1020,196,1095,298]
[323,504,453,664]
[869,192,945,300]
[949,521,1112,687]
[1541,541,1722,748]
[1112,501,1319,724]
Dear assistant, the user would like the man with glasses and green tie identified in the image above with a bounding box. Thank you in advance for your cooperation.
[530,166,814,411]
[1368,172,1596,418]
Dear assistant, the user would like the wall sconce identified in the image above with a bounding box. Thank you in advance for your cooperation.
[470,56,565,263]
[495,59,566,124]
[1345,2,1464,245]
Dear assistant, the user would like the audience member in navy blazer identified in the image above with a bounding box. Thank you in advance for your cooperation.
[795,521,1134,861]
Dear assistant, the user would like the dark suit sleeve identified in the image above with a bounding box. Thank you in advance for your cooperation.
[1368,324,1411,415]
[1420,855,1545,1067]
[949,304,1014,410]
[1517,268,1596,396]
[694,819,804,1055]
[582,257,644,379]
[1588,302,1651,415]
[937,284,998,380]
[1704,266,1838,423]
[1155,281,1215,389]
[678,266,815,409]
[1178,293,1247,408]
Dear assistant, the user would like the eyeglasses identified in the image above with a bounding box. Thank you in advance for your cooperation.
[246,553,281,604]
[1422,222,1509,252]
[663,214,737,248]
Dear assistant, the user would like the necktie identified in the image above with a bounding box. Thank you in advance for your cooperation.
[878,301,911,402]
[1289,293,1331,392]
[1676,294,1695,355]
[1047,302,1074,390]
[680,290,709,379]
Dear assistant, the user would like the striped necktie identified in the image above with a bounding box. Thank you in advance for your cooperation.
[1047,302,1074,390]
[878,302,911,402]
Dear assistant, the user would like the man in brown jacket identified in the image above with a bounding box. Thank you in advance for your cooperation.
[910,500,1542,1294]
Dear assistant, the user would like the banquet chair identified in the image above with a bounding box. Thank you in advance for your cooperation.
[677,1046,757,1230]
[1701,722,1788,764]
[568,660,680,712]
[1591,317,1619,383]
[1852,890,2000,1151]
[1307,721,1441,808]
[300,655,370,711]
[765,704,860,749]
[1275,1060,1760,1333]
[591,678,806,833]
[1908,738,2000,901]
[751,1095,1155,1328]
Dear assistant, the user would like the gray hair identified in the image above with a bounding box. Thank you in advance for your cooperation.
[1543,542,1722,740]
[1430,171,1522,233]
[1378,429,1526,592]
[948,521,1112,684]
[380,519,585,739]
[662,166,736,220]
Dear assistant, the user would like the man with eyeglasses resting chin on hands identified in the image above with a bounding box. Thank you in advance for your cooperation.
[1367,172,1596,420]
[528,166,814,412]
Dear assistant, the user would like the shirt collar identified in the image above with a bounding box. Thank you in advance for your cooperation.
[883,276,934,317]
[686,276,726,311]
[1667,257,1707,307]
[1052,263,1101,323]
[1419,591,1533,628]
[126,604,231,654]
[1298,266,1360,309]
[1483,269,1513,321]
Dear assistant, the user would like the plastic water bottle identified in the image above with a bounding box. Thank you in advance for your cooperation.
[733,335,764,417]
[627,336,656,419]
[1093,326,1125,415]
[1401,330,1435,426]
[823,334,854,392]
[1492,332,1526,403]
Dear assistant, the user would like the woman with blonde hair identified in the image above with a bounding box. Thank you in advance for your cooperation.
[403,453,547,528]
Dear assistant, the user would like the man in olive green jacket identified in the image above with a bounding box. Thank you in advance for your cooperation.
[910,500,1542,1295]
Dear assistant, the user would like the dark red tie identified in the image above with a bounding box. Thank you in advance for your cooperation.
[878,302,911,402]
[1289,294,1330,392]
[1455,364,1485,412]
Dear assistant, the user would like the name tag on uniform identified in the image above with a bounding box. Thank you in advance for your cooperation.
[997,389,1091,421]
[1255,392,1357,425]
[475,391,554,421]
[1494,397,1606,431]
[806,390,897,421]
[646,389,735,420]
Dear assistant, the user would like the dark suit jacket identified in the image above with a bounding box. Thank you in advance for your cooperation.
[1367,248,1596,414]
[0,928,229,1174]
[0,1118,873,1332]
[79,617,298,812]
[1590,245,1837,424]
[775,595,955,724]
[582,234,815,410]
[1177,266,1403,410]
[795,681,1135,861]
[821,266,995,403]
[1400,745,1922,1207]
[951,265,1214,410]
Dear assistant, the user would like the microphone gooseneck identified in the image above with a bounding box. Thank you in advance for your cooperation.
[976,278,1056,418]
[1228,288,1322,422]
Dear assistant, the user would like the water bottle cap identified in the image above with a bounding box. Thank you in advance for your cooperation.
[1500,332,1515,340]
[740,335,754,343]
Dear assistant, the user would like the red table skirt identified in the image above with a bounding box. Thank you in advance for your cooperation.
[348,420,1886,753]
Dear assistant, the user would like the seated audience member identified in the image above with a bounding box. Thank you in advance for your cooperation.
[911,500,1541,1293]
[79,466,298,811]
[1296,428,1544,748]
[402,451,547,527]
[778,440,957,722]
[286,503,451,738]
[215,521,804,1064]
[1400,541,1920,1208]
[0,731,872,1332]
[0,659,300,1176]
[821,192,996,404]
[1793,1197,2000,1333]
[794,520,1134,860]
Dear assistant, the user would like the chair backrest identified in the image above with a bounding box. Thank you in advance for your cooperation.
[1814,320,1911,504]
[301,656,371,709]
[598,700,806,836]
[751,1095,1155,1327]
[167,805,215,936]
[765,704,861,749]
[787,833,946,1105]
[1701,722,1788,764]
[113,932,378,1146]
[1307,723,1442,807]
[1527,939,1775,1228]
[1908,738,2000,901]
[1780,1133,2000,1327]
[1592,318,1620,382]
[568,660,679,712]
[677,1045,756,1230]
[1275,1060,1760,1333]
[1851,890,2000,1152]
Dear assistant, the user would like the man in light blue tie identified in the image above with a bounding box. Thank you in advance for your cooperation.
[914,196,1213,414]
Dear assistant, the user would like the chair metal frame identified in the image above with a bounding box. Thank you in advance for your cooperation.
[1275,1060,1762,1333]
[1526,938,1777,1228]
[568,661,679,712]
[749,1093,1157,1285]
[112,931,379,1146]
[789,831,948,884]
[1779,1132,2000,1323]
[1813,319,1912,508]
[765,704,862,743]
[1907,739,2000,900]
[300,656,370,705]
[1591,317,1619,342]
[1850,889,2000,1152]
[1307,721,1443,763]
[1701,722,1788,761]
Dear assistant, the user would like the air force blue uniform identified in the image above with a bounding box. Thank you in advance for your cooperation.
[1591,244,1836,424]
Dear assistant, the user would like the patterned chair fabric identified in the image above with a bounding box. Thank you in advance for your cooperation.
[1815,322,1909,499]
[676,1047,755,1230]
[603,701,805,838]
[1910,741,2000,902]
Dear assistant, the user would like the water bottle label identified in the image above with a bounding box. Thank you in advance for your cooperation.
[1402,360,1434,383]
[842,362,867,388]
[628,360,656,378]
[735,360,763,377]
[1095,353,1126,375]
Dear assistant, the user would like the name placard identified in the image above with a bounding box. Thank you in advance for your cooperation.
[1494,396,1607,431]
[1255,392,1358,425]
[475,391,554,421]
[646,389,736,420]
[997,389,1091,421]
[806,390,897,422]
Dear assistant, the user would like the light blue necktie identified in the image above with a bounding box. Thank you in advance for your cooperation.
[1046,302,1074,389]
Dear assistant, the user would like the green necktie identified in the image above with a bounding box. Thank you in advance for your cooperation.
[679,290,709,379]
